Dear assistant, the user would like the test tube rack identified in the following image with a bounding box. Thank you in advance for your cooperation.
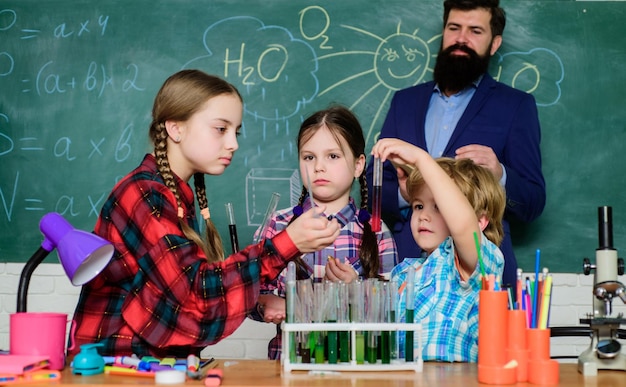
[281,322,423,372]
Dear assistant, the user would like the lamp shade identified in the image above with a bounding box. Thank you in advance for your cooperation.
[39,212,114,285]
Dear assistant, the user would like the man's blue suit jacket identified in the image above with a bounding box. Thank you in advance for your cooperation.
[367,74,546,287]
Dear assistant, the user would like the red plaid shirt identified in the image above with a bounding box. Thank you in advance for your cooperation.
[72,154,298,357]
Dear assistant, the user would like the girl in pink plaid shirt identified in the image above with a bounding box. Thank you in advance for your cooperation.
[251,105,398,359]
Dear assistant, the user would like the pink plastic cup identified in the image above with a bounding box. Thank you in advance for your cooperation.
[10,312,76,370]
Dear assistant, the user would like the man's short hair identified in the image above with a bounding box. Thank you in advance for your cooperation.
[443,0,506,37]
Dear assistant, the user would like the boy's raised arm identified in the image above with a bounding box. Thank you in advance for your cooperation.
[371,138,480,275]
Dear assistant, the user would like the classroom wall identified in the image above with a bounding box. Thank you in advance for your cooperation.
[1,263,625,361]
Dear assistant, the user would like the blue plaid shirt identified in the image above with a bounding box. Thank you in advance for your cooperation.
[392,233,503,362]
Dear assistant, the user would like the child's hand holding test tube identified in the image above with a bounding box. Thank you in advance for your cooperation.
[255,190,336,255]
[285,206,340,253]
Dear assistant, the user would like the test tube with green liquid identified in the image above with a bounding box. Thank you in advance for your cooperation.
[363,281,370,362]
[351,280,365,364]
[338,281,350,362]
[405,266,416,362]
[389,278,399,361]
[297,279,313,363]
[380,281,391,364]
[286,261,297,363]
[366,279,380,364]
[325,281,338,364]
[313,282,326,364]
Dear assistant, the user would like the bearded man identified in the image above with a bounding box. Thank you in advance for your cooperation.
[367,0,545,288]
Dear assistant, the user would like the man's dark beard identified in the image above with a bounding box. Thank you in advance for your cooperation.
[433,44,491,94]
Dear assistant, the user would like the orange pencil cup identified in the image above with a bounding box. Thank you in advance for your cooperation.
[527,328,559,384]
[477,290,517,385]
[506,309,529,382]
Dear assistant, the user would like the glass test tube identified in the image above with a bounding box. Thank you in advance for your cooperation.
[297,279,313,363]
[389,278,399,361]
[286,261,297,363]
[405,266,416,362]
[366,279,380,364]
[351,280,365,364]
[253,192,280,244]
[225,203,239,254]
[305,168,316,214]
[372,157,382,232]
[313,282,326,364]
[325,281,338,364]
[338,281,350,362]
[380,281,391,364]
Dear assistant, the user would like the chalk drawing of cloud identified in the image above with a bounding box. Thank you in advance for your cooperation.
[183,16,319,121]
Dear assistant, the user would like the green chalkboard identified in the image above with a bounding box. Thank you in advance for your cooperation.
[1,0,625,273]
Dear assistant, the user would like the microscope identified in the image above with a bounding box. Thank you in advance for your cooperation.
[578,206,626,375]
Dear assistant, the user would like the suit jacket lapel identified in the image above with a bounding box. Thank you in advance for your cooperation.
[414,82,435,150]
[444,74,496,155]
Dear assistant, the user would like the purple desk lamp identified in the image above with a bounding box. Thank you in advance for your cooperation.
[16,212,114,313]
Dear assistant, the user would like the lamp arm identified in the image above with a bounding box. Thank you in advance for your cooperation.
[16,246,51,313]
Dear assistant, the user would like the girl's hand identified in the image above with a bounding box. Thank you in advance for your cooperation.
[286,205,340,253]
[324,256,358,283]
[257,294,286,324]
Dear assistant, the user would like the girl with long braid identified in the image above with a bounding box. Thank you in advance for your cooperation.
[250,105,398,359]
[71,70,340,357]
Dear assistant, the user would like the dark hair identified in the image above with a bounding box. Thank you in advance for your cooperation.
[149,69,242,262]
[443,0,506,37]
[292,105,380,279]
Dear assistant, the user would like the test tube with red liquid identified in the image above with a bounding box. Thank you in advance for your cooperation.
[372,157,382,232]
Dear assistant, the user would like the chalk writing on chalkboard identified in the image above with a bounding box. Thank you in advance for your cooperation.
[0,3,561,237]
[9,0,620,274]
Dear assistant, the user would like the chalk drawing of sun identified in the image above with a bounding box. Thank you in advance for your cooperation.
[316,22,441,147]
